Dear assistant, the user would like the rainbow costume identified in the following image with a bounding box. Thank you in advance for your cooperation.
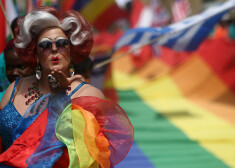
[0,79,134,167]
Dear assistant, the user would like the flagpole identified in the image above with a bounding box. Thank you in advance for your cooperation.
[0,0,14,39]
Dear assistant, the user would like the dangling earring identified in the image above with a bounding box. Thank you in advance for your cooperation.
[35,64,41,80]
[69,63,75,77]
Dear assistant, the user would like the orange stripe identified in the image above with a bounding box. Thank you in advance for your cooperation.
[171,55,235,125]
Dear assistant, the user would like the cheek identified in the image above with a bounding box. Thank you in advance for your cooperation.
[6,70,11,76]
[61,52,71,63]
[36,51,48,61]
[37,55,50,65]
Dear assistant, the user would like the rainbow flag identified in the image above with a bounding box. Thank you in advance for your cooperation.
[113,37,235,168]
[60,0,127,31]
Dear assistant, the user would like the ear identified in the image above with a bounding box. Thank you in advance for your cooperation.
[35,55,39,64]
[35,54,39,64]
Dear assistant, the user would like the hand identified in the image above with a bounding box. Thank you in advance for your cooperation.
[49,69,82,91]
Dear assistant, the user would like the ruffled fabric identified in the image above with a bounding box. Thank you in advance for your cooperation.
[71,97,134,166]
[0,93,134,168]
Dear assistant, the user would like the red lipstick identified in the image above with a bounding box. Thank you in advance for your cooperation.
[51,56,60,64]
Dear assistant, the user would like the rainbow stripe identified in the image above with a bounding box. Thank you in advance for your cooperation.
[113,38,235,168]
[61,0,127,31]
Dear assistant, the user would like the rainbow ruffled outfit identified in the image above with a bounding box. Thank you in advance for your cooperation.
[0,80,134,168]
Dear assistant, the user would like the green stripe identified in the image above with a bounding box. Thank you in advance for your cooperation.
[118,90,229,168]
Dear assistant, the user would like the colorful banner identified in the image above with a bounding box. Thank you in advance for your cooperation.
[113,37,235,168]
[61,0,127,31]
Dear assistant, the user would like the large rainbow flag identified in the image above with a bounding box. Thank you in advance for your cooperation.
[112,36,235,167]
[109,1,235,167]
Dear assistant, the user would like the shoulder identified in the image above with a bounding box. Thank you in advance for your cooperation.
[71,82,105,100]
[0,76,33,110]
[0,81,16,109]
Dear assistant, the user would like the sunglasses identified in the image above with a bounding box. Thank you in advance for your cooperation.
[37,38,70,54]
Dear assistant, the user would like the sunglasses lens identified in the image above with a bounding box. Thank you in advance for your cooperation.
[38,41,52,50]
[38,39,69,54]
[56,39,70,52]
[56,39,70,47]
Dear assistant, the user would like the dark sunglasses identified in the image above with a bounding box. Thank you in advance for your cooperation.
[37,39,70,54]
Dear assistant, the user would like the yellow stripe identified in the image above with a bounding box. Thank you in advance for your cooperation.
[80,0,114,23]
[113,69,146,90]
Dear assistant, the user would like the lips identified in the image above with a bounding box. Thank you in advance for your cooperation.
[51,56,60,64]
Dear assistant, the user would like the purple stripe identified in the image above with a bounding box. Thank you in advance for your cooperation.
[72,0,92,11]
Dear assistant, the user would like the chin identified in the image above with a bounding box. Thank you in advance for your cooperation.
[50,64,62,70]
[51,65,68,72]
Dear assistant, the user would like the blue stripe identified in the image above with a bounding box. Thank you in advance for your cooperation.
[114,141,155,168]
[115,27,171,50]
[185,11,227,51]
[129,32,144,45]
[72,0,92,11]
[164,28,190,49]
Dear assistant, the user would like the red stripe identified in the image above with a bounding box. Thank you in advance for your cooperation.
[93,3,127,31]
[198,38,235,94]
[61,0,76,10]
[0,0,6,53]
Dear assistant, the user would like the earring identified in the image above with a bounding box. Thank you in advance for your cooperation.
[69,63,75,77]
[35,64,41,80]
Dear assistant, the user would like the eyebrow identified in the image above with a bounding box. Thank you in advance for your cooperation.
[39,37,52,43]
[55,36,67,40]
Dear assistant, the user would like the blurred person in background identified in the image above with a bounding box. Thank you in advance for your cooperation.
[74,56,94,83]
[213,13,235,40]
[0,17,34,101]
[0,55,9,93]
[4,40,34,83]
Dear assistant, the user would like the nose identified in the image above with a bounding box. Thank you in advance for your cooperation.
[12,68,20,75]
[52,42,57,51]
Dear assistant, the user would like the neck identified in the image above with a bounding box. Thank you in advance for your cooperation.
[38,75,50,95]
